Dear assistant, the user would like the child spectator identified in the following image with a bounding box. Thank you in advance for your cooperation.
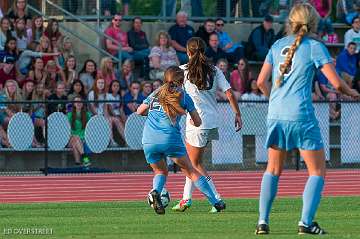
[149,31,179,81]
[1,37,19,60]
[0,56,16,89]
[336,42,357,87]
[120,59,135,96]
[63,55,77,91]
[310,0,336,42]
[79,59,97,94]
[108,80,126,124]
[195,19,216,47]
[67,96,92,166]
[28,57,46,84]
[141,81,153,97]
[2,79,23,128]
[152,79,162,91]
[44,60,65,95]
[47,82,67,115]
[241,78,267,106]
[67,79,86,101]
[0,17,11,51]
[123,80,145,117]
[216,58,230,101]
[230,58,252,99]
[344,16,360,53]
[57,36,75,69]
[44,18,62,50]
[27,15,44,44]
[98,57,117,87]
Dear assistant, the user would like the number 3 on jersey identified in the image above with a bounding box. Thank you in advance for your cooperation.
[278,46,295,78]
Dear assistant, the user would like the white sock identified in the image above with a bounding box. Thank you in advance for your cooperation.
[182,177,195,200]
[206,176,221,200]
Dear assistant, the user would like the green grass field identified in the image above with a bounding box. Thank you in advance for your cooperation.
[1,196,360,239]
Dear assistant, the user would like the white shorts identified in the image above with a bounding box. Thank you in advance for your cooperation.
[185,128,219,148]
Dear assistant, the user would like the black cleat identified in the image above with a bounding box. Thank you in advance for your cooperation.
[255,224,270,235]
[213,199,226,212]
[298,221,326,235]
[150,190,165,215]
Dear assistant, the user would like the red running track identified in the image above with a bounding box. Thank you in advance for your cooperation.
[0,170,359,203]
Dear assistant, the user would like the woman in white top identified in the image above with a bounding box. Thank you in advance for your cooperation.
[172,37,242,213]
[241,78,267,106]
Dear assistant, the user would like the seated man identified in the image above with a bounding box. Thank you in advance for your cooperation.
[195,19,216,47]
[127,17,150,78]
[104,14,133,62]
[215,18,244,64]
[168,11,195,64]
[344,16,360,53]
[247,15,275,61]
[205,33,227,65]
[336,42,357,87]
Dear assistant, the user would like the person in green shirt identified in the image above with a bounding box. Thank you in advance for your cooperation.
[67,95,92,166]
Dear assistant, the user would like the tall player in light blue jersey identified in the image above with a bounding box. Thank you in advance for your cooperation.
[137,66,226,215]
[255,3,360,235]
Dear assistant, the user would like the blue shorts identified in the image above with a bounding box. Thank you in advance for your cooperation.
[265,119,323,151]
[143,144,187,164]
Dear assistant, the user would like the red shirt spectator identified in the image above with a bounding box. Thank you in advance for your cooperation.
[104,14,132,56]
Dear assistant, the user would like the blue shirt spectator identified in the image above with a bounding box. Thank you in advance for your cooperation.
[123,81,145,116]
[336,42,357,78]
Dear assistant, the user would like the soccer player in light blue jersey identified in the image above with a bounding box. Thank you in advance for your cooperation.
[255,3,360,235]
[137,66,225,215]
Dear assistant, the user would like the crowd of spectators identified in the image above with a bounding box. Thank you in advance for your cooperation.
[1,0,360,154]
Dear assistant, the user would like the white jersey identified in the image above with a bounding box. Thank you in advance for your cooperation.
[180,65,231,130]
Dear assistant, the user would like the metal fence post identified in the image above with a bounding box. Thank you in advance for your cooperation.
[226,0,231,22]
[162,0,166,20]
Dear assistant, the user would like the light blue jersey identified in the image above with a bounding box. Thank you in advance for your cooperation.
[142,89,196,146]
[265,35,332,121]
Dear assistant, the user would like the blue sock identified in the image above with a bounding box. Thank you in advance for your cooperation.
[258,172,279,225]
[152,174,166,193]
[301,176,324,226]
[194,176,218,205]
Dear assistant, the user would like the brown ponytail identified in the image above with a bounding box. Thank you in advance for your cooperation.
[185,37,215,90]
[156,66,186,120]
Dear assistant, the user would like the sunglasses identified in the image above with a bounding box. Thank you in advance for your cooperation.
[113,18,121,22]
[216,23,224,26]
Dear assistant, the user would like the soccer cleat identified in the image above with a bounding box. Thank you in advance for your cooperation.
[150,190,165,215]
[82,157,91,167]
[298,221,326,235]
[172,199,192,212]
[212,199,226,212]
[255,224,270,235]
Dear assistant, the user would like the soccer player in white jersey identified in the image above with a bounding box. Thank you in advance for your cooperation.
[172,37,242,212]
[255,3,360,235]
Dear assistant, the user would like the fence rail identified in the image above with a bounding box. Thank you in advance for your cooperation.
[0,100,359,175]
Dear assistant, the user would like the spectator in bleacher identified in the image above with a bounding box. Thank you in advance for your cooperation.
[141,81,153,98]
[127,17,150,78]
[57,36,75,69]
[67,79,86,101]
[241,78,267,106]
[98,57,117,87]
[21,78,34,118]
[104,14,133,62]
[31,82,46,134]
[0,37,19,61]
[344,16,360,53]
[44,19,62,50]
[63,55,77,91]
[123,80,145,117]
[215,18,245,64]
[11,18,28,52]
[2,79,23,128]
[88,77,124,146]
[310,0,335,42]
[336,42,358,87]
[44,60,65,95]
[0,56,17,89]
[168,11,195,64]
[0,17,11,51]
[7,0,32,28]
[120,59,135,95]
[230,58,253,100]
[17,42,59,78]
[247,14,275,61]
[79,59,97,94]
[215,58,229,101]
[152,79,162,91]
[149,31,179,81]
[108,80,126,124]
[47,81,67,115]
[336,0,360,25]
[67,96,91,166]
[28,57,46,84]
[27,16,43,44]
[195,19,216,47]
[101,0,117,16]
[205,33,227,65]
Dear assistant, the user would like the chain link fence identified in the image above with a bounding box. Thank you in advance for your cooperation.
[0,100,359,175]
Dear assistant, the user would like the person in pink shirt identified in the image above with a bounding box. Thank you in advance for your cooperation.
[310,0,335,41]
[230,58,252,100]
[104,14,134,62]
